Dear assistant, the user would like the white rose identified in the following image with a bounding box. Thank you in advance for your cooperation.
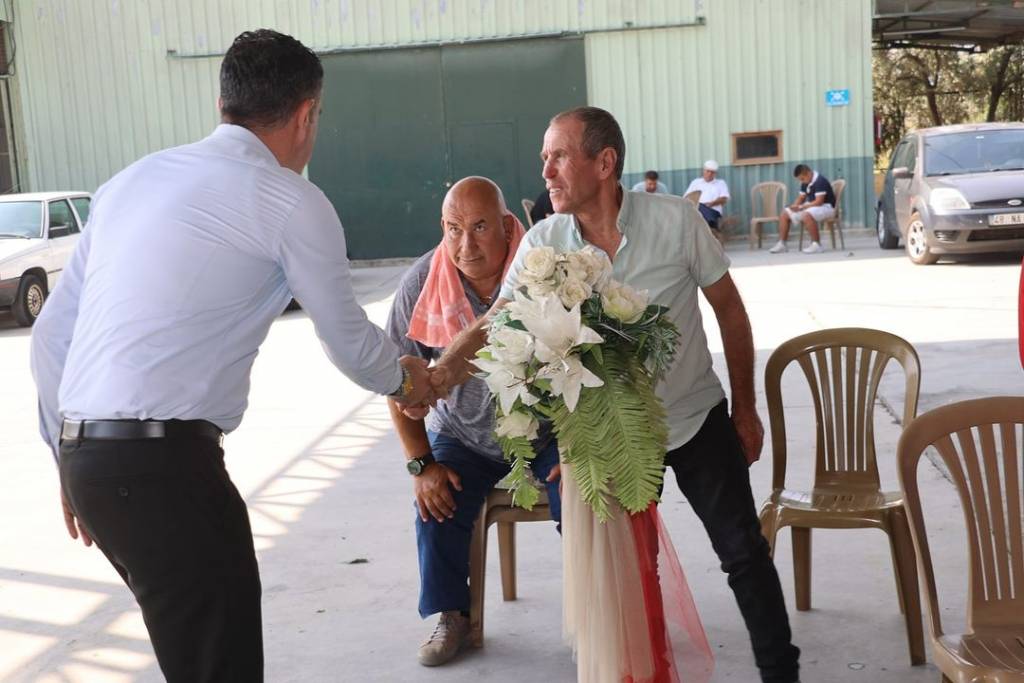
[495,411,540,440]
[490,328,535,365]
[526,280,556,299]
[563,252,592,284]
[580,246,613,292]
[556,276,593,310]
[601,281,649,324]
[522,246,557,282]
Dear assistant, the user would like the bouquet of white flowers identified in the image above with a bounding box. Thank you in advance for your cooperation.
[474,246,680,522]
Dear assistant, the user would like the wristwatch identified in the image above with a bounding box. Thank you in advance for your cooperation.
[389,365,414,399]
[407,452,436,476]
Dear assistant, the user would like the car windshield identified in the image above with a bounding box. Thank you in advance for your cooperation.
[0,201,43,238]
[924,129,1024,176]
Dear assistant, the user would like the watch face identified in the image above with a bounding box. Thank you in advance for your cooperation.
[407,459,423,475]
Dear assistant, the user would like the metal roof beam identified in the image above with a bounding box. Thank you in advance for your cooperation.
[873,8,980,19]
[879,24,968,36]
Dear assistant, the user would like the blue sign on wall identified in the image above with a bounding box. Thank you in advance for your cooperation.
[826,89,851,107]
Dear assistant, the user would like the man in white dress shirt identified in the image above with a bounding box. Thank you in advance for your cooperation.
[685,159,730,231]
[30,30,436,683]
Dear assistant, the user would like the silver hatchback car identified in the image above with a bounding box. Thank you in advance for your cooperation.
[876,122,1024,264]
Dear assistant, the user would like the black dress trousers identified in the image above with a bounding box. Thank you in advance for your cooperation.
[59,434,263,682]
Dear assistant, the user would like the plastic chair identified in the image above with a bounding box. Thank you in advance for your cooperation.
[683,190,702,204]
[467,486,551,647]
[521,198,535,228]
[759,327,925,665]
[716,215,740,246]
[799,178,846,251]
[749,181,787,249]
[898,396,1024,683]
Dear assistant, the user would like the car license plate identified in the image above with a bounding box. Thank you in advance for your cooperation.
[989,213,1024,226]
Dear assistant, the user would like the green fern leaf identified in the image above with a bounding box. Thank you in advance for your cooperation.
[549,345,667,522]
[497,434,540,510]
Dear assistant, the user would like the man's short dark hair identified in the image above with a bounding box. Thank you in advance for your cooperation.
[220,30,323,129]
[793,164,811,177]
[644,170,659,181]
[552,107,626,179]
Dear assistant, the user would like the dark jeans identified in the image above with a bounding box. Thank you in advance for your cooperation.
[698,202,722,229]
[59,436,263,683]
[665,400,800,683]
[417,433,561,618]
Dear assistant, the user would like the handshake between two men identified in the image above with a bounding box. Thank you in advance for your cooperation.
[395,355,462,414]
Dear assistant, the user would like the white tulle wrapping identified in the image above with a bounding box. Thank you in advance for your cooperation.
[561,463,714,683]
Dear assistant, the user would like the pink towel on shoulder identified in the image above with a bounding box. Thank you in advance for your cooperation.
[407,213,526,348]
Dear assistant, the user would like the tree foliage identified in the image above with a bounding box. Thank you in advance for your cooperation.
[873,44,1024,166]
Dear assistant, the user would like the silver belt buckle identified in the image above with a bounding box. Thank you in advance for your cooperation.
[61,419,83,442]
[139,421,167,438]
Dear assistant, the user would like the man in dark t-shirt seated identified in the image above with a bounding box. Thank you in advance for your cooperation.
[529,188,553,226]
[769,164,836,254]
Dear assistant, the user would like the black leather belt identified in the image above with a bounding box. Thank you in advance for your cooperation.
[61,419,223,444]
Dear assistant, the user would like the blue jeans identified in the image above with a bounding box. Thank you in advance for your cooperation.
[698,202,721,229]
[416,432,561,618]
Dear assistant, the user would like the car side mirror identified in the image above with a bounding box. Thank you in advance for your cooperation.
[891,166,911,180]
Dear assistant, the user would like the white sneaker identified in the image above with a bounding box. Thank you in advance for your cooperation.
[768,241,788,254]
[801,242,824,254]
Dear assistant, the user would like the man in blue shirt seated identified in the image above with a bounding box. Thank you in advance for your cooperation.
[769,164,836,254]
[386,176,562,668]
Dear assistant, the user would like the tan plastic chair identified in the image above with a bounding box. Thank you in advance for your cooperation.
[759,327,925,665]
[521,198,535,228]
[898,396,1024,683]
[799,178,846,251]
[716,215,740,247]
[468,486,551,647]
[749,181,787,249]
[683,189,702,204]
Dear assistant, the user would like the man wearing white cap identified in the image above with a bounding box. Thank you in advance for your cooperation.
[685,160,730,230]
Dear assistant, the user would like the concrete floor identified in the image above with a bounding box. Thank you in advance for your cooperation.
[0,232,1020,682]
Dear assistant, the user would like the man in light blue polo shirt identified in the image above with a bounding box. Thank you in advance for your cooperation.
[432,107,801,683]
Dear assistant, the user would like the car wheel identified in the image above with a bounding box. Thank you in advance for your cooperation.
[905,213,939,265]
[877,204,899,249]
[13,273,46,327]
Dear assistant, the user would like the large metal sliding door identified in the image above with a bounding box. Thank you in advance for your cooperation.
[311,37,586,259]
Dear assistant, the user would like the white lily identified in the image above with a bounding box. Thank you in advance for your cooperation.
[472,355,539,414]
[508,291,603,363]
[538,354,604,412]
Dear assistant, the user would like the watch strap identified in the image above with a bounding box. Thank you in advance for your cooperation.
[407,451,436,475]
[389,365,413,399]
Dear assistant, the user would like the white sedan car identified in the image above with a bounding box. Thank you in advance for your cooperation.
[0,192,90,326]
